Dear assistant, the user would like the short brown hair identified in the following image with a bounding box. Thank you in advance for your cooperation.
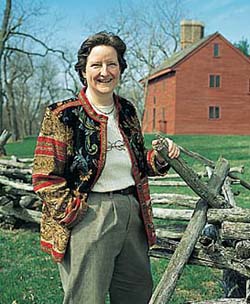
[75,31,127,85]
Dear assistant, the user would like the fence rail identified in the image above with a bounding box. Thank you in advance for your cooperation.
[1,142,250,303]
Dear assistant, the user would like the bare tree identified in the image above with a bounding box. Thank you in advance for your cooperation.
[0,0,78,140]
[0,0,12,132]
[22,57,63,136]
[81,0,185,116]
[0,0,185,141]
[3,50,25,140]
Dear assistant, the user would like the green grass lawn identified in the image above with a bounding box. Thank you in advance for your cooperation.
[0,229,223,304]
[5,136,37,158]
[1,134,250,303]
[0,229,63,304]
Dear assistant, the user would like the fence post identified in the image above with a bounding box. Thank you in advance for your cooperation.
[150,143,230,303]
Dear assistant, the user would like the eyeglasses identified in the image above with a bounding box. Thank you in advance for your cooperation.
[107,140,126,151]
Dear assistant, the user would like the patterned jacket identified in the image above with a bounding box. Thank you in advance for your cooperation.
[32,88,168,262]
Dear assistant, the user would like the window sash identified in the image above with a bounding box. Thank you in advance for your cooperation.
[209,75,215,87]
[209,106,220,119]
[215,75,220,87]
[215,106,220,118]
[209,75,220,88]
[214,43,219,57]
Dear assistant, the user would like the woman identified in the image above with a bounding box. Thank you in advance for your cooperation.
[32,31,179,304]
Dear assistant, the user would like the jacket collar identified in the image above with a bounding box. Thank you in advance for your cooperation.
[78,87,121,122]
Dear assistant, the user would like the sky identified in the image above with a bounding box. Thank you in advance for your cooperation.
[184,0,250,43]
[41,0,250,50]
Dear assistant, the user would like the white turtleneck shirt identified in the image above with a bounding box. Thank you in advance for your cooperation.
[89,102,135,192]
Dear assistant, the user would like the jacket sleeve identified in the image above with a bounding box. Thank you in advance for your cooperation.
[32,107,88,227]
[146,148,171,176]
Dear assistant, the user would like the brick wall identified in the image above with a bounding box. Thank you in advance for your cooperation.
[142,73,176,134]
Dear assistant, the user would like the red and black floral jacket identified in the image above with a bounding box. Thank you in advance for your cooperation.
[32,88,169,262]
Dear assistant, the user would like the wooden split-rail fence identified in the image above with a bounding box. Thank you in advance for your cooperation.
[0,140,250,304]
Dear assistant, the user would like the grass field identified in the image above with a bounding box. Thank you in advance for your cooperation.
[1,134,250,303]
[5,136,37,158]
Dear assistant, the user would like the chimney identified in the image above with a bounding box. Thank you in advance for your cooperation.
[180,20,204,49]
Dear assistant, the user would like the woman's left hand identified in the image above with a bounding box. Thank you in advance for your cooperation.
[152,138,180,164]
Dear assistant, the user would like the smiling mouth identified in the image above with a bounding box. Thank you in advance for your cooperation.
[97,78,113,83]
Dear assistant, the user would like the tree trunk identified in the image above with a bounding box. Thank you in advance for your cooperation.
[0,75,4,133]
[0,129,11,156]
[5,82,20,141]
[0,0,12,132]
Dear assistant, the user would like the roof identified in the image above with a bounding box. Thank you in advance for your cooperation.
[142,31,250,83]
[146,32,217,82]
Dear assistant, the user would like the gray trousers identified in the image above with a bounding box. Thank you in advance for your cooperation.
[58,192,153,304]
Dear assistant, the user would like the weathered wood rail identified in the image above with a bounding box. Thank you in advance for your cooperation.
[0,157,41,228]
[186,300,245,303]
[1,141,250,303]
[149,138,250,304]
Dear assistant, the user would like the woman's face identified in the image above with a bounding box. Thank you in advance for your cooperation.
[83,45,121,97]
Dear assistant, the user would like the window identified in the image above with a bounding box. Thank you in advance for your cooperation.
[209,75,220,88]
[213,43,219,57]
[209,106,220,119]
[162,108,166,121]
[153,108,156,130]
[153,96,156,130]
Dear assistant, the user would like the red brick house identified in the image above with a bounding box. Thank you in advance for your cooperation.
[142,20,250,135]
